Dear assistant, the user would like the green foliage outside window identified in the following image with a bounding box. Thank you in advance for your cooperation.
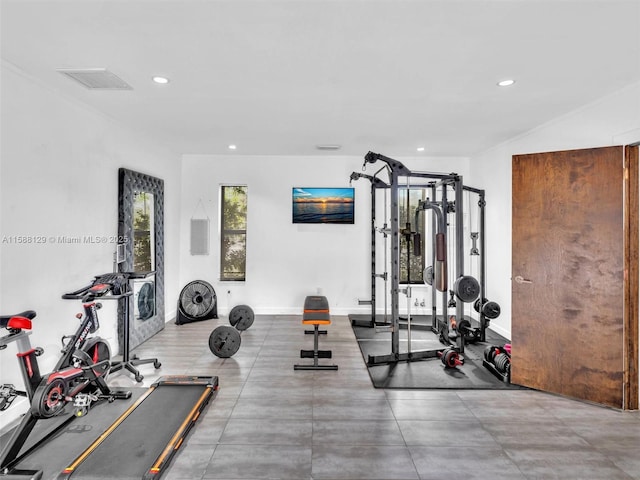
[220,186,248,281]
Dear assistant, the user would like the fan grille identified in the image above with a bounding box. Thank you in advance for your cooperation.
[137,281,155,320]
[179,281,216,319]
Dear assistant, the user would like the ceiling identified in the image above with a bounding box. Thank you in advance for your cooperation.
[1,0,639,157]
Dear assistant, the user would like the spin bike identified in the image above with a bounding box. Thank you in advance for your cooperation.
[0,276,132,478]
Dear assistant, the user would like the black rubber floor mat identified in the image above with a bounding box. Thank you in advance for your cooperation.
[350,314,524,390]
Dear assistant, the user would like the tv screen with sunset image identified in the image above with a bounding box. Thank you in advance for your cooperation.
[292,187,355,224]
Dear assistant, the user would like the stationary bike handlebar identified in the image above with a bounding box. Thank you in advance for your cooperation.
[62,273,133,301]
[61,282,99,300]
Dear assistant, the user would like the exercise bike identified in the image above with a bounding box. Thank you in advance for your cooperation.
[0,276,132,478]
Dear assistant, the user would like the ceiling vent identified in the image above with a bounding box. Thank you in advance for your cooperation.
[315,145,341,151]
[57,68,133,90]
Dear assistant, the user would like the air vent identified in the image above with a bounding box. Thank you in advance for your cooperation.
[315,145,342,151]
[57,68,133,90]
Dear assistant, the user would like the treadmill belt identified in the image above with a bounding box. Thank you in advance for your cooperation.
[63,377,216,479]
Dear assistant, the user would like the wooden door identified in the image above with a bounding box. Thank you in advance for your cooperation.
[512,146,638,409]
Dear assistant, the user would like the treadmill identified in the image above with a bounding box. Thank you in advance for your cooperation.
[1,376,218,480]
[58,376,217,480]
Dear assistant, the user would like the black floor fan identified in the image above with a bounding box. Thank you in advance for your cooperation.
[176,280,218,325]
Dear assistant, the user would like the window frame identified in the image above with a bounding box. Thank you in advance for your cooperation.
[219,184,248,282]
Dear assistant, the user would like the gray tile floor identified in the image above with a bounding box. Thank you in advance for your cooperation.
[109,315,640,480]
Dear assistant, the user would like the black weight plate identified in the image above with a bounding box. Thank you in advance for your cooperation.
[482,301,501,319]
[473,297,487,313]
[457,318,470,333]
[486,345,500,363]
[209,325,241,358]
[229,304,255,331]
[453,275,480,303]
[494,353,510,373]
[456,319,475,343]
[483,345,494,362]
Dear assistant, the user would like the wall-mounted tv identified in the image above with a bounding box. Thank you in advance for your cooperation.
[292,187,355,224]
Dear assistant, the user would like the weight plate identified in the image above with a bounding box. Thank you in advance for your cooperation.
[494,353,510,374]
[229,304,255,331]
[482,301,501,319]
[453,275,480,303]
[208,325,241,358]
[441,348,459,368]
[483,345,495,363]
[473,297,487,313]
[423,266,434,286]
[456,318,470,334]
[440,348,450,366]
[457,319,479,343]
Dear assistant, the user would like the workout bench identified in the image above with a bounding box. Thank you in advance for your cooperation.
[294,296,338,371]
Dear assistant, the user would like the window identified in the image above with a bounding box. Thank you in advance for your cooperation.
[399,188,425,284]
[220,185,248,281]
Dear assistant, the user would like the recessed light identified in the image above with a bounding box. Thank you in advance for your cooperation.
[497,79,515,87]
[417,147,425,152]
[152,76,169,84]
[228,144,237,150]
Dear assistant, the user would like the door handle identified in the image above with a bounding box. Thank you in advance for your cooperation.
[514,275,532,284]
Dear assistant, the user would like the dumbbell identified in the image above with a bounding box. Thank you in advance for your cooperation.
[494,352,511,376]
[438,347,464,368]
[483,344,511,373]
[483,344,511,382]
[208,305,254,358]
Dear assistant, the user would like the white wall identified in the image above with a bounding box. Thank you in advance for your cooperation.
[469,81,640,340]
[179,154,470,316]
[0,62,180,427]
[2,58,638,425]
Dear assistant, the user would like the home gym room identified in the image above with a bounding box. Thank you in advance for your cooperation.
[1,1,639,479]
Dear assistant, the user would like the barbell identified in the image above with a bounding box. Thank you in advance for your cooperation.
[208,304,255,358]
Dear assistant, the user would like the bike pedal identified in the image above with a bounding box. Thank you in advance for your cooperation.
[0,384,18,411]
